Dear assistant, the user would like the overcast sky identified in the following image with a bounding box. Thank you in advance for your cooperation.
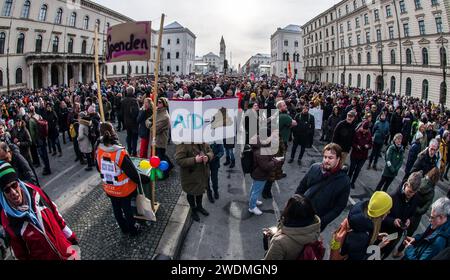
[95,0,336,67]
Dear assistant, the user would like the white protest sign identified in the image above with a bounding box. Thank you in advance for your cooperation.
[309,107,323,130]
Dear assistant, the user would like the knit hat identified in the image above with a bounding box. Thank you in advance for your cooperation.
[407,171,423,192]
[368,191,393,218]
[0,162,18,190]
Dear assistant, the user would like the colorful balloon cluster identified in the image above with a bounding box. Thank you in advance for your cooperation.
[139,156,169,181]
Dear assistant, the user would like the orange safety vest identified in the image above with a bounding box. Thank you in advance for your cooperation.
[96,146,137,198]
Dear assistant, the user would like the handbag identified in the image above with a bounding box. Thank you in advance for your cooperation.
[135,167,156,222]
[329,218,351,260]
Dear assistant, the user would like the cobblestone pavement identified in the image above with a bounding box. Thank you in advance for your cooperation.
[62,146,181,260]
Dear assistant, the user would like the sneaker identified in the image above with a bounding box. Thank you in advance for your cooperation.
[207,192,215,203]
[191,210,200,222]
[248,207,263,216]
[256,200,263,206]
[196,207,209,216]
[85,167,93,171]
[288,158,294,164]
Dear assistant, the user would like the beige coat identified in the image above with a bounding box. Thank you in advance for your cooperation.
[150,108,170,149]
[175,144,214,196]
[264,216,321,260]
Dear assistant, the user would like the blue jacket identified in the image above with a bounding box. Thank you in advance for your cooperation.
[137,109,151,139]
[404,219,450,260]
[372,119,390,144]
[209,143,224,170]
[405,142,422,175]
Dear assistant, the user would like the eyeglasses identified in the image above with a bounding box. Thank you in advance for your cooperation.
[430,215,442,221]
[3,181,19,194]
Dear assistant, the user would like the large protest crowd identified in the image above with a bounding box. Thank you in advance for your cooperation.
[0,74,449,260]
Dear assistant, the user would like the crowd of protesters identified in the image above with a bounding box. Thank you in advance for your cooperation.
[0,73,449,260]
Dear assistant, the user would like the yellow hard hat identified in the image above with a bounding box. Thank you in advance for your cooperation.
[367,191,393,218]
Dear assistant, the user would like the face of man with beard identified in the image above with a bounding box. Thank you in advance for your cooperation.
[322,150,340,172]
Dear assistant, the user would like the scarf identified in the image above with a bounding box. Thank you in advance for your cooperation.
[0,180,43,231]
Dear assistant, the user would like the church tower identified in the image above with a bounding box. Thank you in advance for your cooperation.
[220,36,226,72]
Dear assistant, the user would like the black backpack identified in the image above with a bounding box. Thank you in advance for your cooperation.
[241,144,254,174]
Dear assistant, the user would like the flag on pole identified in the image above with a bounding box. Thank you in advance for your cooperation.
[287,59,292,79]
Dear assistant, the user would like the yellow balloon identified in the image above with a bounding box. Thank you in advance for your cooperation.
[140,160,151,170]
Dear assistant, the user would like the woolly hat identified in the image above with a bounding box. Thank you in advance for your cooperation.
[368,191,393,218]
[0,162,18,190]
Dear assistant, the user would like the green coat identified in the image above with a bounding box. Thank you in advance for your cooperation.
[278,112,293,143]
[175,144,214,196]
[382,144,404,178]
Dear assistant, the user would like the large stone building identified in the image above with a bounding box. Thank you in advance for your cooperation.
[302,0,449,104]
[242,53,271,75]
[270,24,304,79]
[0,0,196,93]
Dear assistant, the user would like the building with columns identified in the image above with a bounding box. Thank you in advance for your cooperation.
[302,0,449,104]
[242,53,271,75]
[270,24,304,79]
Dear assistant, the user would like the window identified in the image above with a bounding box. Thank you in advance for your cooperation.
[366,31,370,43]
[21,1,31,18]
[339,9,341,17]
[357,34,361,45]
[422,80,429,100]
[167,66,170,72]
[0,32,5,54]
[367,52,371,64]
[176,52,179,59]
[176,65,179,72]
[357,74,361,88]
[432,0,439,5]
[176,38,180,44]
[440,82,447,105]
[406,78,412,96]
[366,74,371,89]
[331,26,334,35]
[55,8,63,24]
[69,12,77,27]
[0,70,2,86]
[354,0,358,10]
[390,76,396,93]
[68,38,73,53]
[167,39,171,45]
[347,21,351,31]
[414,0,422,9]
[135,66,138,74]
[113,65,117,75]
[418,20,426,35]
[391,49,396,64]
[17,33,25,54]
[167,52,171,59]
[422,48,428,65]
[294,41,299,47]
[341,38,344,47]
[403,23,410,37]
[284,40,288,46]
[340,24,344,34]
[440,47,447,67]
[346,5,349,14]
[355,17,360,28]
[2,0,13,16]
[15,68,22,84]
[326,29,329,37]
[52,36,59,53]
[436,17,443,33]
[364,14,369,25]
[38,4,48,21]
[378,50,382,65]
[341,73,345,84]
[121,65,125,74]
[141,66,144,74]
[348,36,352,46]
[332,41,335,50]
[349,74,352,86]
[376,29,381,41]
[399,0,406,13]
[96,19,100,32]
[81,40,86,54]
[332,56,335,66]
[374,9,379,21]
[358,53,362,64]
[34,34,43,53]
[349,54,353,65]
[389,26,394,39]
[406,48,412,64]
[386,5,392,17]
[83,16,89,30]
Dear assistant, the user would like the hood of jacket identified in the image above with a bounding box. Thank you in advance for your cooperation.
[277,215,321,244]
[348,201,373,233]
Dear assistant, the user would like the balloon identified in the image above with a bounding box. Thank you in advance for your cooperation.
[150,169,156,181]
[159,161,169,171]
[156,169,164,179]
[139,160,151,170]
[150,156,161,168]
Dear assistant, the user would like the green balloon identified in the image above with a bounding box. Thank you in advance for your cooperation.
[156,169,164,179]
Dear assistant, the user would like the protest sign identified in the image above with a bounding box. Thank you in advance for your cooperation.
[106,22,151,63]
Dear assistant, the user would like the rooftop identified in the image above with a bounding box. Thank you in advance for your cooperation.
[164,21,184,30]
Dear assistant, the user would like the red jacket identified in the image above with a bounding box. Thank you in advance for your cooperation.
[1,183,78,260]
[350,129,373,160]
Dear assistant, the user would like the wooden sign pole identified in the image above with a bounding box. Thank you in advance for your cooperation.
[94,28,105,122]
[150,14,165,212]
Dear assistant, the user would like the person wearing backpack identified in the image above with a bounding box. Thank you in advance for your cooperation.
[264,194,321,260]
[28,106,51,176]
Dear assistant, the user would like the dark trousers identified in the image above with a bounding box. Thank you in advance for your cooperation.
[84,152,94,167]
[126,130,139,157]
[37,142,50,172]
[290,141,306,160]
[73,138,83,161]
[348,158,366,184]
[263,180,273,196]
[116,114,123,130]
[369,142,383,166]
[49,134,62,153]
[208,166,219,194]
[375,176,395,192]
[186,194,204,210]
[109,195,137,234]
[155,148,174,177]
[30,143,40,166]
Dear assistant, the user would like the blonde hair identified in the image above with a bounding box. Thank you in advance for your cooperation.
[369,216,385,245]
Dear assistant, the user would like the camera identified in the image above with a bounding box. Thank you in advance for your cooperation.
[262,227,277,250]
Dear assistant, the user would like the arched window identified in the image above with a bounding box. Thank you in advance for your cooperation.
[69,12,77,27]
[367,52,371,64]
[390,49,396,64]
[0,32,5,54]
[35,34,42,52]
[348,73,352,86]
[167,52,171,59]
[366,74,371,89]
[128,65,132,74]
[38,4,47,21]
[15,68,23,84]
[422,48,428,65]
[406,77,412,96]
[0,69,3,86]
[440,82,447,106]
[406,48,412,64]
[357,74,361,88]
[390,76,396,93]
[17,33,25,54]
[357,53,361,65]
[341,73,345,84]
[121,65,125,74]
[135,66,138,74]
[96,19,100,32]
[68,38,74,53]
[55,8,63,24]
[378,50,382,65]
[422,80,429,100]
[83,15,89,30]
[141,66,144,74]
[349,54,353,65]
[2,0,13,17]
[440,47,447,67]
[81,40,87,54]
[52,36,59,53]
[113,65,117,75]
[21,1,31,19]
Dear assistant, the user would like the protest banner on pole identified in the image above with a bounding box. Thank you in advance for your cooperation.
[106,22,151,63]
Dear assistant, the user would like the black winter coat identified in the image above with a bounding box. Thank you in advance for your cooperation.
[43,110,59,138]
[121,95,140,132]
[382,185,419,234]
[390,112,403,136]
[411,149,438,175]
[292,113,315,147]
[332,120,357,152]
[295,163,351,231]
